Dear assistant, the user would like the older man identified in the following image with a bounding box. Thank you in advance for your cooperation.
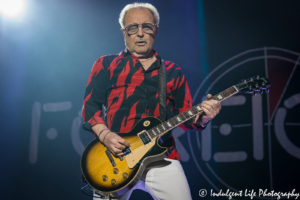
[82,2,221,200]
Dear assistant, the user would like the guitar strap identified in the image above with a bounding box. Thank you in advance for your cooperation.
[158,59,167,121]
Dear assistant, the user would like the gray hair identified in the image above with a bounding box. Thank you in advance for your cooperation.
[119,2,160,28]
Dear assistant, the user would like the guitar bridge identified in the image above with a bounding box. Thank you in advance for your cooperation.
[122,147,132,156]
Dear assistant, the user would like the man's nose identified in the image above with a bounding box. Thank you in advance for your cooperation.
[137,26,144,36]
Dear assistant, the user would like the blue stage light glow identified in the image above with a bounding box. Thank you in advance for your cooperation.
[0,0,27,18]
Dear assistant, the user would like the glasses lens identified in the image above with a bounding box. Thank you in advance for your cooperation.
[127,24,139,34]
[142,23,155,34]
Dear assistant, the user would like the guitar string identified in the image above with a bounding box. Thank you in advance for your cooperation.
[119,87,239,151]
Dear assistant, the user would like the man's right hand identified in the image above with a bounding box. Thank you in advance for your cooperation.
[103,132,130,157]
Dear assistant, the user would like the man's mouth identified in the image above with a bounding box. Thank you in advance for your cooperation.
[136,41,147,45]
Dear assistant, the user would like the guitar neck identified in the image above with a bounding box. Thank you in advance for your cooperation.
[147,85,239,139]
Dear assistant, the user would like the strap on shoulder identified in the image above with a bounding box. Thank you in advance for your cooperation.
[158,60,167,121]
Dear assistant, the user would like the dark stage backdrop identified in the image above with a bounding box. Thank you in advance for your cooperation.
[1,0,299,200]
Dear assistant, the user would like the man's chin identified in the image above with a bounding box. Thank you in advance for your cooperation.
[134,48,152,56]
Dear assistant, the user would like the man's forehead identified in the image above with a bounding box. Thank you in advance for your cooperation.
[124,7,155,25]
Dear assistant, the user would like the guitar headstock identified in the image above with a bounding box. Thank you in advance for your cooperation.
[236,75,271,96]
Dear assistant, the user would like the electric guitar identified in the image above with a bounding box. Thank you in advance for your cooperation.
[80,75,271,197]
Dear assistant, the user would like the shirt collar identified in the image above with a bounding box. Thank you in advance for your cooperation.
[122,49,162,67]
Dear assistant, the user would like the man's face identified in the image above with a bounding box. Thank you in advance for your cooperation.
[121,8,158,58]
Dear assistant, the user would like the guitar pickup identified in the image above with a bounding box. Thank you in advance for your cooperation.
[105,150,116,167]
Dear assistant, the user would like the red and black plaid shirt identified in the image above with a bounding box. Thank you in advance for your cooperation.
[82,49,203,160]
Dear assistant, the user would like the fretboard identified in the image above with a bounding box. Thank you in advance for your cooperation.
[147,85,239,139]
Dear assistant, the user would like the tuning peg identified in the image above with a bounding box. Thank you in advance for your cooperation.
[250,78,254,82]
[256,75,260,79]
[265,88,269,93]
[249,85,253,90]
[259,89,264,94]
[262,82,266,86]
[255,83,259,88]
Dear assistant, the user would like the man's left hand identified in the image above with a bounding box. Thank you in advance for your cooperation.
[194,94,221,126]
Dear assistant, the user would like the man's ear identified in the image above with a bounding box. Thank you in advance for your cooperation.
[155,26,159,35]
[121,28,125,36]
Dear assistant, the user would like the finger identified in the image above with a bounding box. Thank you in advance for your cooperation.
[202,106,216,118]
[201,107,212,118]
[206,94,213,100]
[114,143,126,150]
[119,138,130,147]
[201,103,213,113]
[203,99,218,107]
[202,100,219,111]
[194,114,200,123]
[116,152,124,157]
[112,146,123,155]
[216,101,222,109]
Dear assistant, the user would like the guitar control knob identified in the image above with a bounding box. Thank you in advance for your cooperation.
[123,173,128,179]
[111,179,117,186]
[102,175,108,182]
[113,168,119,174]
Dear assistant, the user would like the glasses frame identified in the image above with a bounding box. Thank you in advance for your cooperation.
[123,23,158,35]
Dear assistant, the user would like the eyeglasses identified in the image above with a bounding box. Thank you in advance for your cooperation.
[123,23,157,35]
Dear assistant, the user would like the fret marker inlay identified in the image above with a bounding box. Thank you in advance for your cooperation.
[218,95,223,100]
[197,106,201,110]
[152,130,156,135]
[177,117,181,122]
[167,122,172,127]
[188,111,193,115]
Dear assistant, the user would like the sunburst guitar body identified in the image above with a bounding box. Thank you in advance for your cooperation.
[80,117,169,197]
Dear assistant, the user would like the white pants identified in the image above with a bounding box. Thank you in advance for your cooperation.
[93,158,192,200]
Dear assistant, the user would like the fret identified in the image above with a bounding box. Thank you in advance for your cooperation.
[226,88,232,97]
[220,90,227,99]
[159,125,165,132]
[192,107,198,114]
[222,90,229,98]
[183,111,189,119]
[156,127,160,133]
[179,113,186,120]
[170,118,176,126]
